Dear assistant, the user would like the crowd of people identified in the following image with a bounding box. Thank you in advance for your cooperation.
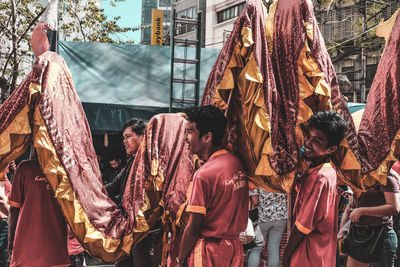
[2,0,399,264]
[0,106,400,267]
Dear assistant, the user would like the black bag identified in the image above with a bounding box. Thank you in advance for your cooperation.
[243,240,256,251]
[342,223,385,263]
[249,208,259,223]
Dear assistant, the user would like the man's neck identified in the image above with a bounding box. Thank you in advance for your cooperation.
[199,145,221,161]
[309,157,329,168]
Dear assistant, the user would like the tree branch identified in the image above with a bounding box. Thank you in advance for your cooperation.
[17,5,47,45]
[70,7,87,42]
[10,0,19,93]
[0,19,13,36]
[1,5,47,77]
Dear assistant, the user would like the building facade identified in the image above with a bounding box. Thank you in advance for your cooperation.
[315,1,400,102]
[205,0,246,49]
[173,0,206,47]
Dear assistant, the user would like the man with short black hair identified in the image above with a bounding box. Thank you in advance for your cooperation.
[282,110,348,267]
[102,154,124,185]
[177,105,249,267]
[105,118,162,267]
[105,118,146,207]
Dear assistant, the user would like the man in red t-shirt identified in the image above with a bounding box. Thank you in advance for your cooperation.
[282,111,347,267]
[7,159,70,267]
[177,105,249,267]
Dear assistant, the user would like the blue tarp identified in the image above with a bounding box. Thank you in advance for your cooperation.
[59,41,220,132]
[59,41,219,107]
[347,102,365,113]
[59,41,365,132]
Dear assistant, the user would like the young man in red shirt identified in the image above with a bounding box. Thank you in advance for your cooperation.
[8,159,70,267]
[282,110,347,267]
[177,105,249,267]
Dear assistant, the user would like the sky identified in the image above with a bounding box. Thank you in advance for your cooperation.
[102,0,142,43]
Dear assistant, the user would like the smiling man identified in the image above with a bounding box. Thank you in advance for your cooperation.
[282,110,347,267]
[177,105,249,267]
[105,118,154,267]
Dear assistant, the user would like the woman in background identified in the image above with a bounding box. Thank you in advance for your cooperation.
[248,189,287,267]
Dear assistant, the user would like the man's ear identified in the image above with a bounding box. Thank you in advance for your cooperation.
[326,145,338,155]
[202,132,213,144]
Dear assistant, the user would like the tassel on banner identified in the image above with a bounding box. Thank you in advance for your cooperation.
[104,132,109,148]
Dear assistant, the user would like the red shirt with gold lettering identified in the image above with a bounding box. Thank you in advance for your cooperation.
[8,160,70,267]
[291,163,338,267]
[187,150,249,239]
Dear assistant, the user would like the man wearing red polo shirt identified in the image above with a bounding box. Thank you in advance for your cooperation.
[282,111,348,267]
[8,159,70,267]
[177,105,249,267]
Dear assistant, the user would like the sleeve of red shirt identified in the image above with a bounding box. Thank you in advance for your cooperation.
[8,166,25,208]
[186,176,209,215]
[295,178,328,235]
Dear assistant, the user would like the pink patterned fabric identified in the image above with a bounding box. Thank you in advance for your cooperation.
[356,13,400,174]
[31,21,51,58]
[123,113,194,224]
[202,0,357,177]
[0,52,133,261]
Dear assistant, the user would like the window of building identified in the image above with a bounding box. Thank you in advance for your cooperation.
[366,64,377,89]
[341,66,355,87]
[382,2,400,20]
[176,6,197,35]
[158,0,171,8]
[164,9,171,24]
[223,31,231,44]
[217,2,246,24]
[177,6,197,19]
[340,66,356,101]
[316,6,356,42]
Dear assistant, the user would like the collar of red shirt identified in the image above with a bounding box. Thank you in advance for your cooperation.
[209,149,229,160]
[306,162,332,174]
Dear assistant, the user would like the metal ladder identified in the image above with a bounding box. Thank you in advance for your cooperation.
[169,10,202,112]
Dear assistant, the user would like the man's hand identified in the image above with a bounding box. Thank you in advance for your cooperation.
[349,208,364,223]
[281,226,305,267]
[337,230,344,240]
[176,257,188,267]
[0,191,7,205]
[178,213,204,266]
[0,187,9,215]
[239,231,254,244]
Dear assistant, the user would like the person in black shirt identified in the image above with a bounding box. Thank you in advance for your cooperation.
[106,118,146,210]
[106,118,163,267]
[102,154,124,186]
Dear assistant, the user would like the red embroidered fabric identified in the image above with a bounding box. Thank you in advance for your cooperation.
[0,52,134,261]
[356,13,400,174]
[201,0,400,192]
[123,113,193,224]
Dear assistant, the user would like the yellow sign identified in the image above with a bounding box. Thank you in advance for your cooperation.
[151,9,163,46]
